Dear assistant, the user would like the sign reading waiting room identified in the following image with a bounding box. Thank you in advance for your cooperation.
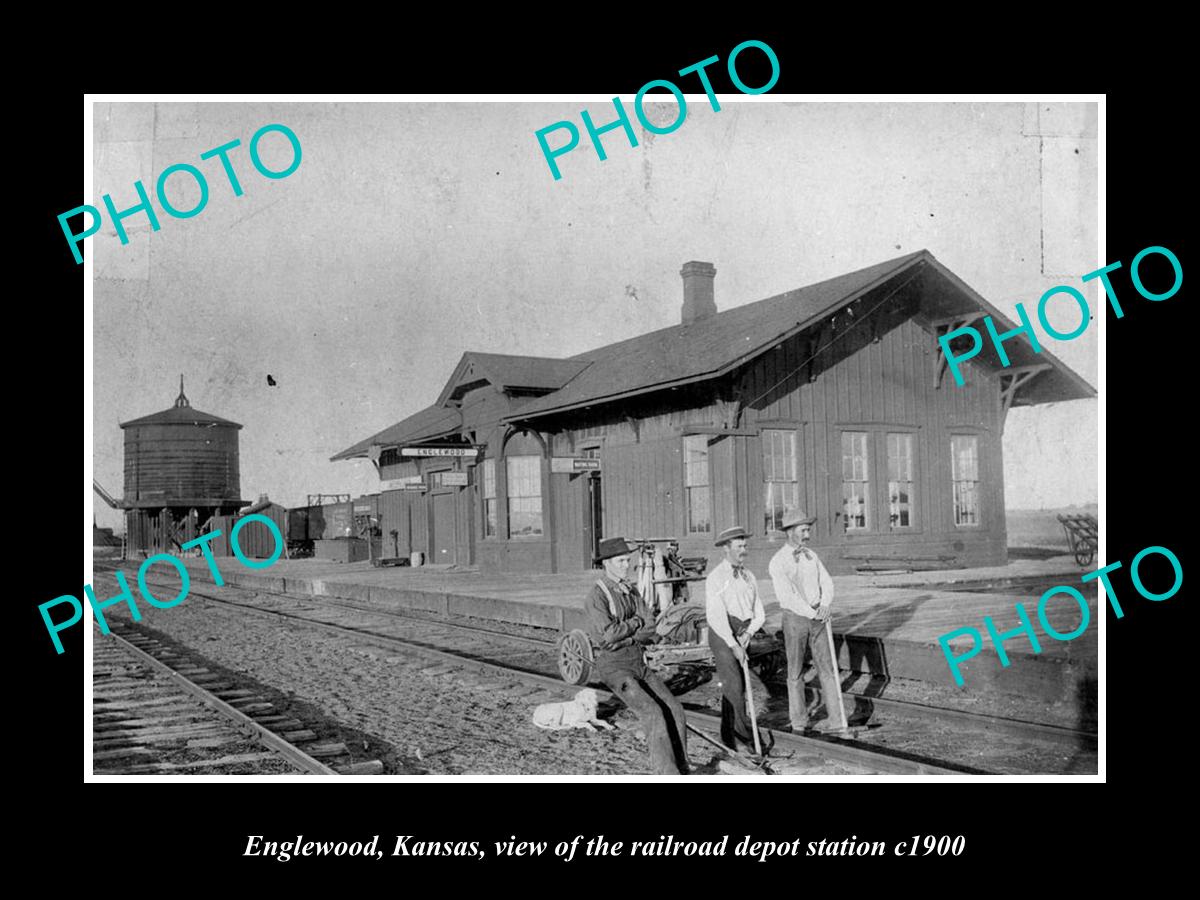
[551,457,601,473]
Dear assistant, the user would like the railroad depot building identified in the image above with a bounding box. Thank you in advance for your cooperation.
[333,251,1094,575]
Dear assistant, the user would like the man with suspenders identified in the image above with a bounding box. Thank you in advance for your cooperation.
[584,537,689,775]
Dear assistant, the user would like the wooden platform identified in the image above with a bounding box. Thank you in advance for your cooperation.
[173,554,1098,702]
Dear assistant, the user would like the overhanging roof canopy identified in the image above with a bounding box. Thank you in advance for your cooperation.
[332,404,462,461]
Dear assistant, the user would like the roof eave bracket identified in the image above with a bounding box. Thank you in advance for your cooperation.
[999,364,1052,431]
[934,314,985,389]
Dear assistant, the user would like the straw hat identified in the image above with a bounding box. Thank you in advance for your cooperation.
[714,526,749,547]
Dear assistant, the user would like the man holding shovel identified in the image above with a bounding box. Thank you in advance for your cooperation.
[768,509,848,734]
[705,526,766,755]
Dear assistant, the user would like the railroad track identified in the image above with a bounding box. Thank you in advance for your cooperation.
[92,626,385,776]
[101,559,1094,774]
[170,575,1096,753]
[122,573,1026,775]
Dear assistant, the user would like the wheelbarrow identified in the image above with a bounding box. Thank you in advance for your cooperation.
[1057,513,1098,566]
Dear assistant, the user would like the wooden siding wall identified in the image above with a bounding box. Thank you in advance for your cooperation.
[543,311,1005,573]
[230,504,287,558]
[124,423,241,504]
[739,317,1003,544]
[602,439,682,540]
[377,440,479,566]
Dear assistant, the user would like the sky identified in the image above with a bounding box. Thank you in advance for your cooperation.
[90,99,1099,532]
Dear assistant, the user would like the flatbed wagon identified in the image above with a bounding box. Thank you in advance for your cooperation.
[557,626,780,685]
[555,538,782,685]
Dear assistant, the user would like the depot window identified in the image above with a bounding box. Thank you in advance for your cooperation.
[480,458,497,538]
[886,432,915,529]
[506,455,543,537]
[951,434,980,527]
[762,428,798,533]
[684,434,711,534]
[841,431,870,530]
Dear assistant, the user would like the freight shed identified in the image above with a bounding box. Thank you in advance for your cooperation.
[334,251,1095,575]
[121,379,247,556]
[206,496,287,559]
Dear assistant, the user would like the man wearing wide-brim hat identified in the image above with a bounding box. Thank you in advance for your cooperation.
[767,508,848,733]
[583,537,689,774]
[704,525,766,753]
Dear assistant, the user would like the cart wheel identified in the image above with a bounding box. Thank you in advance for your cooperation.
[557,629,594,685]
[754,647,788,682]
[1075,545,1095,567]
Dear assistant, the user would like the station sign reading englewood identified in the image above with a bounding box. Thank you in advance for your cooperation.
[400,447,479,457]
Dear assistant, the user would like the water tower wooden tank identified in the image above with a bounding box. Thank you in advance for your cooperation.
[120,378,248,554]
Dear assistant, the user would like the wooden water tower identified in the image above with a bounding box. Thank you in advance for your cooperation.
[120,377,247,554]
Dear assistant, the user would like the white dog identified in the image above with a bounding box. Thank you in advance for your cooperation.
[532,688,614,732]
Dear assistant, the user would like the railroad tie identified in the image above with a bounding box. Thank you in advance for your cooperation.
[233,702,275,714]
[338,760,385,775]
[186,737,243,750]
[95,725,233,745]
[228,695,273,708]
[93,747,157,762]
[93,697,198,711]
[304,742,348,758]
[252,716,305,730]
[95,715,207,731]
[124,752,285,773]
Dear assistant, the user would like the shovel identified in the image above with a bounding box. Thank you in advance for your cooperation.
[686,721,776,775]
[822,617,849,730]
[740,649,763,757]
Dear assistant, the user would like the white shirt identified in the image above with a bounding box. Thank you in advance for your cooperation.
[705,558,766,649]
[768,542,835,619]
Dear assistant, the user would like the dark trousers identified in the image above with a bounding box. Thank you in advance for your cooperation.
[708,629,753,748]
[599,657,688,774]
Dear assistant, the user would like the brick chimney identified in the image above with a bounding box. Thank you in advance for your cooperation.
[680,261,717,324]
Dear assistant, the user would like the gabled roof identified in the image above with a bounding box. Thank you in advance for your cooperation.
[333,249,1096,460]
[120,405,242,428]
[241,496,286,515]
[506,251,932,421]
[331,403,462,461]
[501,249,1095,422]
[917,256,1096,406]
[336,353,590,460]
[436,352,591,407]
[120,381,242,429]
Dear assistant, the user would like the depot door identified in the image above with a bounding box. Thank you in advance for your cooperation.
[431,490,457,565]
[585,473,603,568]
